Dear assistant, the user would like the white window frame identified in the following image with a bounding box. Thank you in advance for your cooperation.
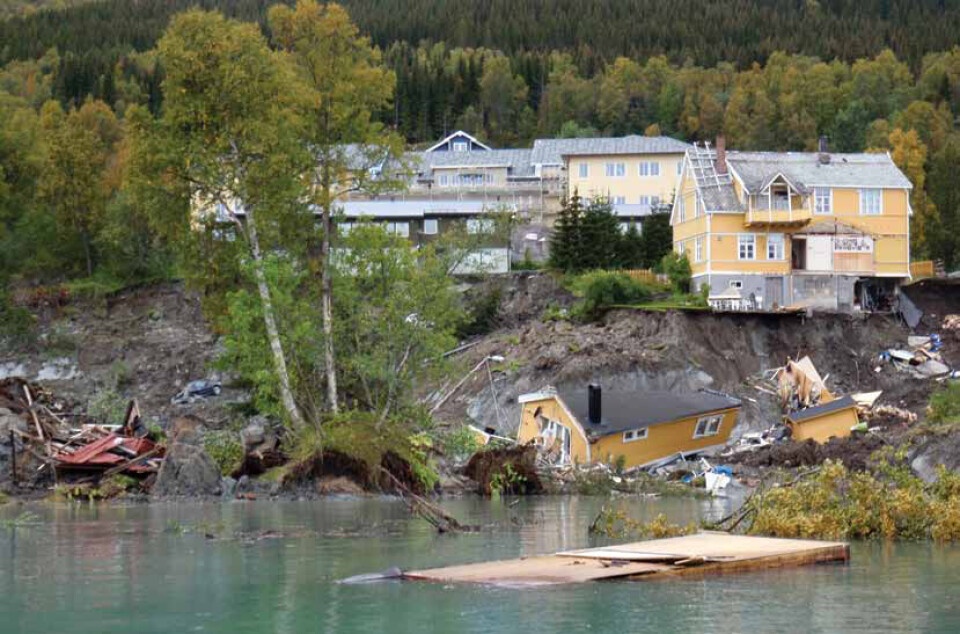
[678,196,686,222]
[860,188,882,216]
[606,162,626,177]
[438,174,448,187]
[693,415,722,439]
[579,163,589,178]
[638,195,650,206]
[386,221,410,238]
[466,218,495,235]
[738,234,756,260]
[814,187,832,215]
[614,196,626,205]
[623,428,648,443]
[767,233,784,260]
[639,161,661,177]
[695,236,704,262]
[422,219,438,235]
[452,140,468,152]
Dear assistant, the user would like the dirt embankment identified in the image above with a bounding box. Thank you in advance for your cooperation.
[437,275,960,442]
[0,282,246,428]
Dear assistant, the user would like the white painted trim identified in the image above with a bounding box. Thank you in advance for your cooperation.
[726,162,749,195]
[859,188,884,216]
[554,395,592,464]
[518,392,556,404]
[426,130,492,153]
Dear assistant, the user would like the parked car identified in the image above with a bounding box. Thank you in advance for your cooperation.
[172,380,223,405]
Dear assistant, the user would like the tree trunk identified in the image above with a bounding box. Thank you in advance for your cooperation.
[320,172,339,414]
[246,210,307,430]
[81,229,94,277]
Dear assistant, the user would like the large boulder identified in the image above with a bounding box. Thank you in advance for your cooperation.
[237,416,282,476]
[152,422,221,497]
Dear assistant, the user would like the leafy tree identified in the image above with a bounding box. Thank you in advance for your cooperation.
[269,0,401,415]
[479,54,528,145]
[927,134,960,269]
[134,9,309,429]
[660,251,692,294]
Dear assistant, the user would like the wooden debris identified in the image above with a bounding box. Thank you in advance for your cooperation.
[405,532,849,586]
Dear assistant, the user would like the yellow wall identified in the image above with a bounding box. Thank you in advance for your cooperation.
[567,153,684,203]
[788,407,859,443]
[517,397,591,464]
[673,162,911,278]
[592,408,739,468]
[517,395,739,469]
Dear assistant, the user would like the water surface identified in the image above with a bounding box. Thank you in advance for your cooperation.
[1,496,959,633]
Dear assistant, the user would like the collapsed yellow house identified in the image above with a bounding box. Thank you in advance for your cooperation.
[777,356,860,443]
[517,385,741,470]
[672,137,912,312]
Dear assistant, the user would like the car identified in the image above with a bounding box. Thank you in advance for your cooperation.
[172,379,223,405]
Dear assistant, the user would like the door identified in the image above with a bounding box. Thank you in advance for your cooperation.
[765,277,784,309]
[791,238,806,270]
[806,236,833,271]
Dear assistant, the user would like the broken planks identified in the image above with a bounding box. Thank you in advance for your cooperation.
[405,532,849,586]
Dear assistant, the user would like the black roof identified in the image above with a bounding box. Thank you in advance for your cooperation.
[557,388,741,438]
[787,395,857,423]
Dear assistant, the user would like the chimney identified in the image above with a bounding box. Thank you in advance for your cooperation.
[588,384,602,425]
[818,136,831,164]
[715,135,727,174]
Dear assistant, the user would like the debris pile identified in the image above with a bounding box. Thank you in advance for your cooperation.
[0,378,163,490]
[943,315,960,331]
[878,334,954,380]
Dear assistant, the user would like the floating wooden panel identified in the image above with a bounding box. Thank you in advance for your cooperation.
[406,532,849,586]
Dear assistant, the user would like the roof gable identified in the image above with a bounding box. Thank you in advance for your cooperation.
[425,130,492,153]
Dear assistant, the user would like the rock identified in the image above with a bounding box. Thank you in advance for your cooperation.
[221,476,238,499]
[316,476,366,496]
[238,417,281,476]
[152,428,222,497]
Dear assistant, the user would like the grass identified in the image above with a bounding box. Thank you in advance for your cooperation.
[929,382,960,426]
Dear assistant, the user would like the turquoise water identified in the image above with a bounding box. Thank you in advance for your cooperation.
[2,496,960,633]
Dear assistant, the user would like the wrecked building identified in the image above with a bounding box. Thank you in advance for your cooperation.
[516,384,741,469]
[672,137,913,312]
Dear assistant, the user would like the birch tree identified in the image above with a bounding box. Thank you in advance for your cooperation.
[136,10,308,429]
[268,0,402,415]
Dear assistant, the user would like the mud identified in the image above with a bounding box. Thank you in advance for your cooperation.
[728,435,888,472]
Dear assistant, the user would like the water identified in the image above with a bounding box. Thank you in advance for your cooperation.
[2,496,960,633]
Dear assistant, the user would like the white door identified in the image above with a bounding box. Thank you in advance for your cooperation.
[806,236,833,271]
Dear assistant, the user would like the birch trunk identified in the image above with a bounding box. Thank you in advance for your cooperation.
[320,166,339,414]
[245,209,307,430]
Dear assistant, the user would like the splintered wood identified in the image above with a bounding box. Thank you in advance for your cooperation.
[405,532,849,586]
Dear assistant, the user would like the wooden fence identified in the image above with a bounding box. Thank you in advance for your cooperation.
[910,261,936,279]
[618,269,668,284]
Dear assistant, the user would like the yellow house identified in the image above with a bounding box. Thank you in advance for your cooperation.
[786,395,860,443]
[516,385,741,470]
[529,135,690,229]
[672,138,912,312]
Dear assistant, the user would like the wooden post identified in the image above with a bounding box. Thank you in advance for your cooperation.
[9,430,16,486]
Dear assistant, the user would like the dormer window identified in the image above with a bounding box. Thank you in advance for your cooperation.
[452,140,469,152]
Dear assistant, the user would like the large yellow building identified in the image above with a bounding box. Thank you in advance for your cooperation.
[516,385,740,470]
[671,140,913,311]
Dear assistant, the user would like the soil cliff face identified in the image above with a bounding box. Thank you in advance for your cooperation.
[438,276,959,439]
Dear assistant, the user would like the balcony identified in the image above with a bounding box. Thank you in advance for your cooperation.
[745,196,812,227]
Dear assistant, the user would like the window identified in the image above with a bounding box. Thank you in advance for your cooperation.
[695,236,704,262]
[605,162,626,177]
[614,196,626,205]
[693,415,723,439]
[579,163,589,178]
[638,195,650,205]
[438,174,449,187]
[386,221,409,238]
[422,219,438,235]
[860,188,882,215]
[619,222,631,234]
[623,428,648,443]
[338,222,354,236]
[452,140,468,152]
[731,280,743,289]
[814,187,832,214]
[466,218,495,234]
[639,161,661,177]
[767,233,784,260]
[678,197,686,222]
[738,234,756,260]
[651,196,660,207]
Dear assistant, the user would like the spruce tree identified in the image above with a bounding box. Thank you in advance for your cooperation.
[549,192,584,271]
[580,197,621,269]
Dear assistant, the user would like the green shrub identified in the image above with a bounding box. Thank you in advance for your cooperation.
[929,382,960,425]
[659,252,692,294]
[204,430,245,476]
[87,388,128,425]
[457,286,502,338]
[441,425,482,462]
[569,270,653,320]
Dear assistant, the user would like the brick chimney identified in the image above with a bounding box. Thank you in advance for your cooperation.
[715,135,727,174]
